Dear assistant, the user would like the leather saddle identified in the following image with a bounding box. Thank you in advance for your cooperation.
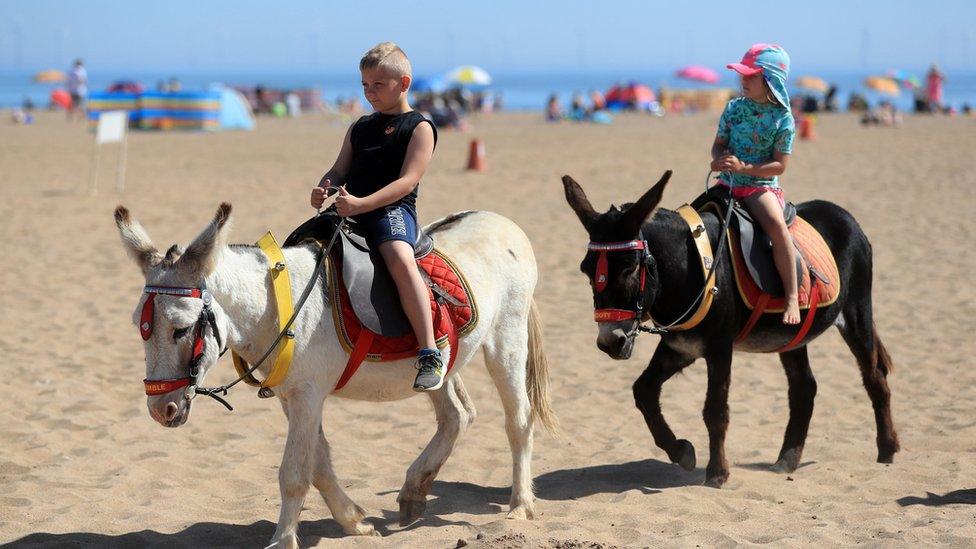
[692,186,804,297]
[284,209,435,337]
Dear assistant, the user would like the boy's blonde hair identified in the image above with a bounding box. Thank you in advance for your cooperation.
[360,42,412,77]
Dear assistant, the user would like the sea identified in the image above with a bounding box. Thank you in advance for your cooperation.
[3,68,976,113]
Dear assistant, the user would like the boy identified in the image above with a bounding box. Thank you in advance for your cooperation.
[310,42,443,391]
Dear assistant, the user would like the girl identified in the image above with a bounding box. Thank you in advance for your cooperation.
[711,43,800,324]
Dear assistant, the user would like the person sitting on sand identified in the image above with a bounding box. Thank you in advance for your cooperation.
[712,43,800,324]
[309,42,445,391]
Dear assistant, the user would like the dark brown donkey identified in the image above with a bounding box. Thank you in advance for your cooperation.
[563,171,898,487]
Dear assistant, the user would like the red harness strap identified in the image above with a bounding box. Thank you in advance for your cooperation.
[733,282,823,351]
[734,293,770,343]
[776,281,822,353]
[332,300,462,393]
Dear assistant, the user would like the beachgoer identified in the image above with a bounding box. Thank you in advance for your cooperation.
[309,42,443,391]
[712,43,800,324]
[285,90,301,117]
[926,63,946,112]
[545,93,563,122]
[66,59,87,122]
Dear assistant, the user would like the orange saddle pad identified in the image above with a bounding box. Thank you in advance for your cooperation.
[329,249,478,362]
[727,216,841,312]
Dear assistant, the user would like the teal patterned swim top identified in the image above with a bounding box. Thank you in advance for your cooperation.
[716,97,795,188]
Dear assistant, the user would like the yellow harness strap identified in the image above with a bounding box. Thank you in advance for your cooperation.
[651,205,717,331]
[231,231,296,388]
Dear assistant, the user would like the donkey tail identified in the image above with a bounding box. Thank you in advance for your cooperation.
[873,323,894,375]
[526,299,560,435]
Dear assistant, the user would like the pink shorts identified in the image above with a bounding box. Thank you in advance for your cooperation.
[717,182,785,208]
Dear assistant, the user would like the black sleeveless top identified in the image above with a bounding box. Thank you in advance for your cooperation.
[345,110,437,210]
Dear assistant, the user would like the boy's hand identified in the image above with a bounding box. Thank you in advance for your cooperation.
[334,186,366,217]
[311,178,332,209]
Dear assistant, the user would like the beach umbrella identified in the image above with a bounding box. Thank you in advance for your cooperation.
[795,76,829,93]
[33,69,66,83]
[886,69,921,90]
[445,66,492,87]
[675,65,720,84]
[411,75,448,93]
[865,76,901,96]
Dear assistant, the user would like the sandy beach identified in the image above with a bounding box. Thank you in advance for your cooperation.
[1,110,974,548]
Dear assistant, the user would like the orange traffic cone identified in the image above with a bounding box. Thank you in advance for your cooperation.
[466,138,487,171]
[799,115,816,140]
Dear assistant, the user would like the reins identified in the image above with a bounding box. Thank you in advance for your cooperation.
[633,170,734,336]
[194,214,346,410]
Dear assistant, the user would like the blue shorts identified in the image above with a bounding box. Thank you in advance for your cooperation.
[355,204,418,247]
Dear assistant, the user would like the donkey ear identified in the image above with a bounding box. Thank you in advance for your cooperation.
[623,170,672,234]
[562,175,598,230]
[114,206,161,275]
[178,203,232,276]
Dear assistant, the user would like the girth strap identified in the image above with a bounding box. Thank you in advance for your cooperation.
[734,293,770,343]
[332,300,462,393]
[231,231,296,388]
[776,281,822,353]
[333,329,374,392]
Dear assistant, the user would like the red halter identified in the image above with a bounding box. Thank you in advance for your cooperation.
[140,285,220,397]
[586,239,650,323]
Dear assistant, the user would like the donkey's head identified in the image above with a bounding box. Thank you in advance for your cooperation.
[115,204,233,427]
[562,171,671,359]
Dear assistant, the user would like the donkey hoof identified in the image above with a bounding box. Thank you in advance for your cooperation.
[673,439,696,471]
[877,453,895,464]
[704,473,728,489]
[507,504,535,520]
[264,533,298,549]
[772,448,801,473]
[398,499,427,526]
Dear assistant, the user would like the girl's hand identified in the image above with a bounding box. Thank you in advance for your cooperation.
[715,154,745,173]
[334,186,366,217]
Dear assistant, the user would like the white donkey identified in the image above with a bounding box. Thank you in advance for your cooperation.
[115,203,558,547]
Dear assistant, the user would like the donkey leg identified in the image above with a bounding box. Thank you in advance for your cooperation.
[397,375,474,526]
[482,328,536,520]
[702,346,733,488]
[632,342,697,471]
[773,346,817,473]
[836,305,900,463]
[268,391,326,548]
[312,427,376,536]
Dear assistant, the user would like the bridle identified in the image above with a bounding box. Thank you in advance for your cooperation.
[587,231,657,327]
[137,206,347,412]
[140,282,231,408]
[588,170,735,337]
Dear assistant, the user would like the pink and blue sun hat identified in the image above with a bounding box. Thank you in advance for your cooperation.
[727,43,791,108]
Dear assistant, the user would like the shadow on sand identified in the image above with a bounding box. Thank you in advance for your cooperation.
[897,488,976,507]
[4,519,340,549]
[5,459,697,547]
[427,457,701,510]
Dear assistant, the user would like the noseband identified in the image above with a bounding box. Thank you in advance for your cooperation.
[140,283,227,404]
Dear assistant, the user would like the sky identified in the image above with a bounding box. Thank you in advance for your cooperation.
[2,0,974,75]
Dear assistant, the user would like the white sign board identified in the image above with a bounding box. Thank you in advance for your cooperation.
[96,111,128,144]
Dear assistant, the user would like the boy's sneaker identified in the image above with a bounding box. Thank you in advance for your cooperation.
[413,351,445,392]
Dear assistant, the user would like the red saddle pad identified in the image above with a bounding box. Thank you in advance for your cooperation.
[329,249,478,361]
[728,216,841,312]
